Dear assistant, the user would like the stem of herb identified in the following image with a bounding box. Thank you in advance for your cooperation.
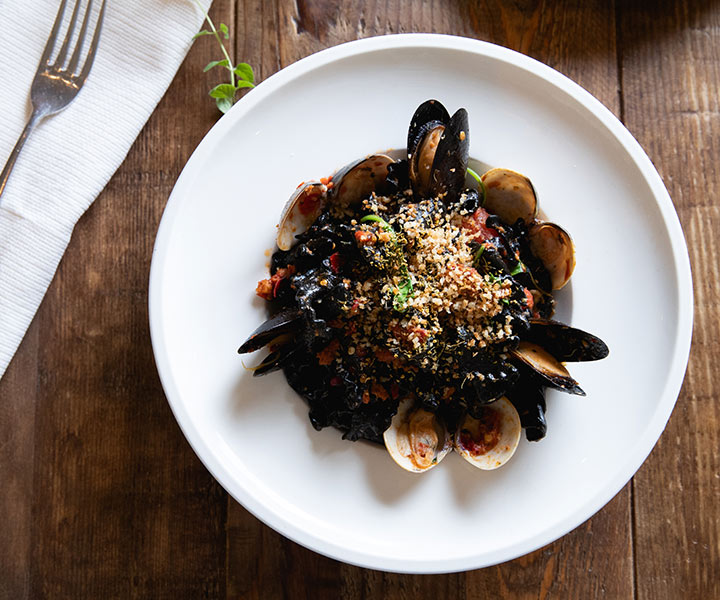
[193,0,235,88]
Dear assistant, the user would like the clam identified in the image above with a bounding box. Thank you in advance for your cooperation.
[453,397,521,470]
[383,397,452,473]
[481,168,538,226]
[511,341,585,396]
[276,154,394,251]
[528,222,575,290]
[277,182,328,251]
[329,154,394,207]
[407,100,469,202]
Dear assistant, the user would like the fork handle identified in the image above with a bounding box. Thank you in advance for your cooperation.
[0,111,43,204]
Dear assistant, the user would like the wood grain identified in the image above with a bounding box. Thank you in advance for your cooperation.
[1,0,718,597]
[619,1,720,597]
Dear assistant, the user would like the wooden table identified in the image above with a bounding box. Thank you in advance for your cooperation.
[2,1,718,597]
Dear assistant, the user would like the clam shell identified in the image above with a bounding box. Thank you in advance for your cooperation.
[383,398,452,473]
[453,397,521,470]
[481,168,538,225]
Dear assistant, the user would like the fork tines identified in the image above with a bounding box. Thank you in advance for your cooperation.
[40,0,107,83]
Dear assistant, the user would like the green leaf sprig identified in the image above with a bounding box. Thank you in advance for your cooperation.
[192,1,255,113]
[360,215,414,311]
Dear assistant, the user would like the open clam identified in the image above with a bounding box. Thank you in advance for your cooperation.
[383,397,452,473]
[276,154,394,251]
[453,397,521,470]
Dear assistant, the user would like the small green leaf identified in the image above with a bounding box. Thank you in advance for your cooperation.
[235,80,255,90]
[192,29,213,39]
[360,215,394,233]
[209,83,236,99]
[219,23,229,39]
[204,59,229,72]
[216,96,233,113]
[234,62,255,83]
[510,260,526,276]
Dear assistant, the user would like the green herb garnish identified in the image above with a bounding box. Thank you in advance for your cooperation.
[360,215,413,311]
[192,1,255,113]
[467,167,487,206]
[472,244,485,268]
[510,260,526,276]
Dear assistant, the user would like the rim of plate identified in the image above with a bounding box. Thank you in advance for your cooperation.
[149,33,693,573]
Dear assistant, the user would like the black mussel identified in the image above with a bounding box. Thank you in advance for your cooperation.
[407,99,450,164]
[525,319,609,362]
[238,308,302,354]
[407,100,469,203]
[511,341,585,396]
[431,108,469,203]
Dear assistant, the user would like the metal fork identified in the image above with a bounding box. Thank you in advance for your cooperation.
[0,0,107,201]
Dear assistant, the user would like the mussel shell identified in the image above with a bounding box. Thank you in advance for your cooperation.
[528,222,575,290]
[329,154,394,207]
[238,309,302,354]
[481,168,538,226]
[383,397,452,473]
[526,319,609,362]
[511,341,586,396]
[431,108,469,203]
[453,396,522,470]
[407,99,450,161]
[411,125,445,194]
[277,182,327,251]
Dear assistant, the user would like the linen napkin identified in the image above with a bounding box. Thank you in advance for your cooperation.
[0,0,212,379]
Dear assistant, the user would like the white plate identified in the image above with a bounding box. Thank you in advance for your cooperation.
[149,34,693,573]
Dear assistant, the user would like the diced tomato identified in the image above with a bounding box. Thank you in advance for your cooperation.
[462,207,499,242]
[390,383,400,400]
[524,288,534,310]
[330,376,342,387]
[298,188,323,216]
[329,252,344,274]
[361,390,371,404]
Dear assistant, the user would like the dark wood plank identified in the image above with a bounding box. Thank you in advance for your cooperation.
[0,321,38,600]
[618,2,720,598]
[228,1,633,598]
[0,2,236,598]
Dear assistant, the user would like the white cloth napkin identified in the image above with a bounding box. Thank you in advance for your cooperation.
[0,0,212,379]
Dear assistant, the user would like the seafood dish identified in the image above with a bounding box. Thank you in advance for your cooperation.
[238,99,609,473]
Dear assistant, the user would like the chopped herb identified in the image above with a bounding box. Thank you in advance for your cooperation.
[510,260,526,276]
[361,215,413,311]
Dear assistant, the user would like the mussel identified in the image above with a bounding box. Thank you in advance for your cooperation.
[240,98,610,471]
[383,397,452,473]
[453,397,521,470]
[407,99,469,203]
